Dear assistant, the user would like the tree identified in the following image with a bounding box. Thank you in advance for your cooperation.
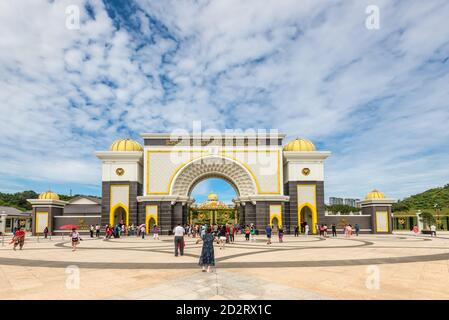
[420,211,435,229]
[392,201,410,212]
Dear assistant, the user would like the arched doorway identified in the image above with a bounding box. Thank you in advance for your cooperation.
[300,206,314,234]
[147,217,156,232]
[112,206,127,226]
[271,217,279,232]
[189,177,238,225]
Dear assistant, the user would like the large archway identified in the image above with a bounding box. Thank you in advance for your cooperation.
[170,156,257,198]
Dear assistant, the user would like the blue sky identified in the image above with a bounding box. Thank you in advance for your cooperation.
[0,0,449,201]
[191,178,236,205]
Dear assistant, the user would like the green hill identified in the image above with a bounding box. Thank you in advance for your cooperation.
[393,183,449,213]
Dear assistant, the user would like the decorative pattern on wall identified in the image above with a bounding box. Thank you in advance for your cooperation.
[171,156,257,197]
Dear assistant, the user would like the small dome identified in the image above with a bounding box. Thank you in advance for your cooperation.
[365,190,385,200]
[207,192,218,201]
[39,191,60,200]
[283,138,316,152]
[110,139,143,152]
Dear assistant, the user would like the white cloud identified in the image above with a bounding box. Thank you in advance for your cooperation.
[0,0,448,199]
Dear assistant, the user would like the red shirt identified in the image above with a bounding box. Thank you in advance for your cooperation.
[15,230,25,238]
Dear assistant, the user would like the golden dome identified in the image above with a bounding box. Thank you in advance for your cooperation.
[207,192,218,201]
[283,138,316,151]
[110,139,143,152]
[365,190,386,200]
[39,191,60,200]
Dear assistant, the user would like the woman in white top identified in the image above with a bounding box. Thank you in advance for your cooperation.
[304,224,309,236]
[70,228,80,252]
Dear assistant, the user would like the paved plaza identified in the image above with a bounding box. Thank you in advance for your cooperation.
[1,233,449,299]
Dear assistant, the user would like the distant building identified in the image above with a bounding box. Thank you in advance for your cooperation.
[329,197,344,205]
[0,206,32,234]
[329,197,360,207]
[28,193,101,235]
[344,198,360,207]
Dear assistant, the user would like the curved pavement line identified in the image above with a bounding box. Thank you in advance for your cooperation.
[2,239,444,269]
[1,250,449,269]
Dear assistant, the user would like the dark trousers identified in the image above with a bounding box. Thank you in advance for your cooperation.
[96,230,100,237]
[174,236,184,256]
[294,230,299,237]
[229,234,234,243]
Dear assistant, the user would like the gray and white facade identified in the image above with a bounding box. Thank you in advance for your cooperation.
[94,133,395,235]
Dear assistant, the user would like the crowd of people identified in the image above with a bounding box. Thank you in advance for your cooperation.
[293,222,362,238]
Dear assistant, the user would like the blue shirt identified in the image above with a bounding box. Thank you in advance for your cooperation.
[265,226,272,236]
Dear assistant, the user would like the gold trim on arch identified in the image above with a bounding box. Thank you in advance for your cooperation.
[109,184,130,226]
[297,184,318,234]
[109,202,129,227]
[35,211,48,234]
[145,149,281,195]
[375,210,389,232]
[269,204,283,228]
[145,205,158,233]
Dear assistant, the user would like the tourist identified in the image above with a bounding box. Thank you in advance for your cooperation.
[354,223,360,236]
[323,224,328,237]
[121,224,126,237]
[225,224,230,244]
[140,224,146,239]
[12,226,25,250]
[331,224,337,237]
[294,225,299,237]
[173,223,185,256]
[43,226,49,239]
[412,224,419,236]
[250,224,256,242]
[300,221,305,234]
[229,224,235,243]
[319,224,324,238]
[265,224,272,245]
[244,225,250,241]
[95,224,100,238]
[346,224,353,238]
[316,223,320,235]
[153,224,159,240]
[199,226,215,273]
[304,223,309,237]
[89,225,94,238]
[106,225,114,239]
[430,224,436,237]
[70,228,80,252]
[278,226,284,243]
[201,224,207,238]
[218,226,226,250]
[187,225,192,237]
